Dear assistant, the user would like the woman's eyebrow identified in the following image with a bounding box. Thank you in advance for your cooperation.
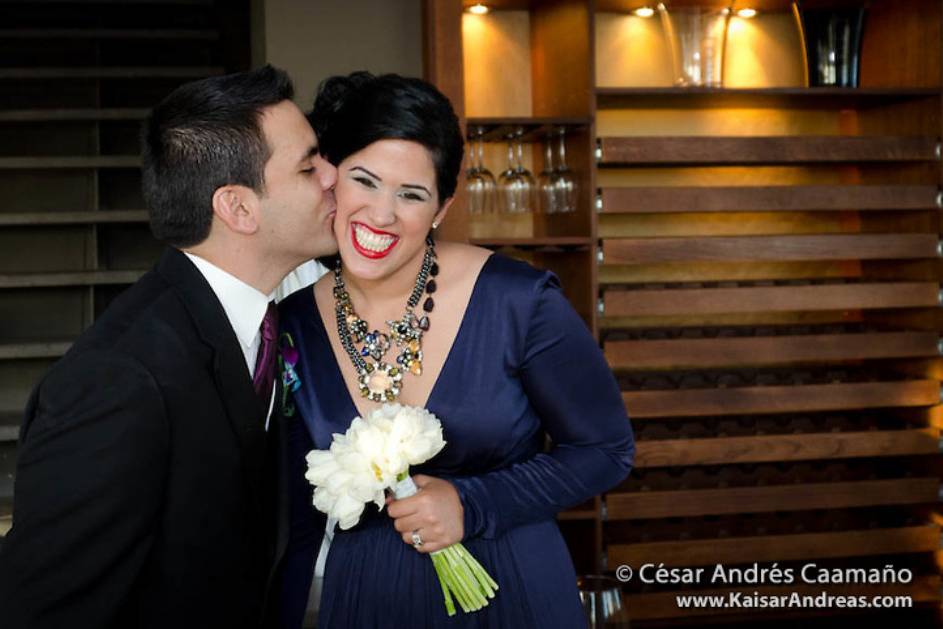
[402,184,431,195]
[350,165,380,180]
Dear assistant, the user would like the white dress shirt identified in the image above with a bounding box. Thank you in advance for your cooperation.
[184,252,272,378]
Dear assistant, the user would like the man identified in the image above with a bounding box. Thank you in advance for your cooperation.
[0,65,337,628]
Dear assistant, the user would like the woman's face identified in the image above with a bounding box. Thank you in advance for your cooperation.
[334,139,450,282]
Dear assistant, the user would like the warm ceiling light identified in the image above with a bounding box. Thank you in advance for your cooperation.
[634,6,655,17]
[467,3,489,14]
[736,8,757,18]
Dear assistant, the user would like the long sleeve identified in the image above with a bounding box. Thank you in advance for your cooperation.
[0,350,169,628]
[451,274,635,541]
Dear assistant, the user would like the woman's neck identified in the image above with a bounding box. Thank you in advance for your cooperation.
[340,249,427,316]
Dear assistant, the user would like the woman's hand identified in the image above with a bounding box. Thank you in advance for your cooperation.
[388,474,464,554]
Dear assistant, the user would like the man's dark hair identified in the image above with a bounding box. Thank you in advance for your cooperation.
[309,72,463,204]
[141,65,294,248]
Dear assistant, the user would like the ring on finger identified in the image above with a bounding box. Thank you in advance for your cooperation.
[411,530,423,549]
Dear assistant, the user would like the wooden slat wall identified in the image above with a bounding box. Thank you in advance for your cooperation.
[595,2,943,623]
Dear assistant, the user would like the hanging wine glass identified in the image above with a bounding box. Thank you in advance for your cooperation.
[498,130,527,213]
[552,127,577,214]
[537,131,558,214]
[513,126,536,214]
[465,126,495,214]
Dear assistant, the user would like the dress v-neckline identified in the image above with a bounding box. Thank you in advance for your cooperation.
[310,254,495,421]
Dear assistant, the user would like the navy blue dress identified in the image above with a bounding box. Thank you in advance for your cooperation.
[278,254,634,628]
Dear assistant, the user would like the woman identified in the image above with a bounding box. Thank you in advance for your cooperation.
[278,72,634,628]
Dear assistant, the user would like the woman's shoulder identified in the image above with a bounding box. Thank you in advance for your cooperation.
[437,241,559,310]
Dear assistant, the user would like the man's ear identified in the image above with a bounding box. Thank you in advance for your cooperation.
[211,185,261,236]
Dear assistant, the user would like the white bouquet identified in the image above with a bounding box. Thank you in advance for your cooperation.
[305,403,499,616]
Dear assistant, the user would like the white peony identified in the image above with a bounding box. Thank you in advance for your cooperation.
[304,403,447,530]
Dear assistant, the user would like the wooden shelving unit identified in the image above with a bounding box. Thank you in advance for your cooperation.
[0,1,250,542]
[430,0,943,624]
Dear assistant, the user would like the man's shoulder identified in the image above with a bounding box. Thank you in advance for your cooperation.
[66,266,207,375]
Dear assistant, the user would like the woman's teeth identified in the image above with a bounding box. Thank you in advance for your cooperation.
[354,225,396,252]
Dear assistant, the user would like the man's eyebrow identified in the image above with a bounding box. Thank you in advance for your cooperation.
[297,144,319,165]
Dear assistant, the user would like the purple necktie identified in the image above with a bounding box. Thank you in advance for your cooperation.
[253,301,278,408]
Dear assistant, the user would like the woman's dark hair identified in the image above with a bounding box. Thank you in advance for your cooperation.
[309,72,464,204]
[141,64,294,248]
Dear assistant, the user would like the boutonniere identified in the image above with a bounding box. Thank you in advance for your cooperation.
[278,332,301,416]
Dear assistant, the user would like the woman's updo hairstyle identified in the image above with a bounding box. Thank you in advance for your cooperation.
[309,72,464,205]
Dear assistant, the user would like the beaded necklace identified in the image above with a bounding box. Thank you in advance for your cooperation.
[333,236,439,402]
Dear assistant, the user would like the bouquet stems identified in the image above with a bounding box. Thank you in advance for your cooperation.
[394,472,499,616]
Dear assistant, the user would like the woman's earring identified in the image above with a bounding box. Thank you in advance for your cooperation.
[431,221,439,230]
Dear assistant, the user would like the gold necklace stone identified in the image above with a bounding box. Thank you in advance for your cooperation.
[333,238,438,402]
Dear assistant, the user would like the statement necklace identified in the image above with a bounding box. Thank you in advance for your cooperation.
[333,236,438,403]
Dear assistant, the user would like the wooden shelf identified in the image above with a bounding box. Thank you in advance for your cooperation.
[596,87,942,109]
[598,185,941,213]
[0,426,17,442]
[623,380,941,418]
[633,428,940,467]
[601,234,939,264]
[0,270,145,288]
[0,108,149,122]
[0,156,140,169]
[0,210,148,226]
[609,524,940,568]
[606,331,940,371]
[0,342,71,360]
[0,28,217,40]
[469,236,593,249]
[597,136,941,165]
[466,116,591,142]
[608,477,941,520]
[604,282,939,317]
[0,67,223,79]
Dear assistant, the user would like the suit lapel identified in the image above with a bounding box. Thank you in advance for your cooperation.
[156,248,268,504]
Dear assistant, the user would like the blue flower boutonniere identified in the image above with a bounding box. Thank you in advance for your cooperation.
[278,332,301,416]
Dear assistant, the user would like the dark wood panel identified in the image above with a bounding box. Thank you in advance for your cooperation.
[0,66,223,79]
[597,136,940,165]
[0,156,139,169]
[602,234,937,263]
[531,0,593,117]
[624,380,940,418]
[0,210,147,225]
[599,185,940,213]
[0,270,144,288]
[0,108,148,121]
[0,28,217,39]
[604,283,939,316]
[623,577,941,621]
[607,478,941,520]
[609,525,939,568]
[633,428,940,467]
[606,332,939,370]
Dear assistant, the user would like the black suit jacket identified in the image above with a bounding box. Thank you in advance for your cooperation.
[0,248,290,629]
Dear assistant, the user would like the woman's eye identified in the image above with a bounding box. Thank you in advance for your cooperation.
[354,176,377,188]
[301,167,315,174]
[401,192,426,202]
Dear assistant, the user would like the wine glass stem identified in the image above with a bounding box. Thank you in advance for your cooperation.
[557,131,568,171]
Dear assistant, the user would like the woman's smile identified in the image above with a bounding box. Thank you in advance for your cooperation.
[351,221,399,259]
